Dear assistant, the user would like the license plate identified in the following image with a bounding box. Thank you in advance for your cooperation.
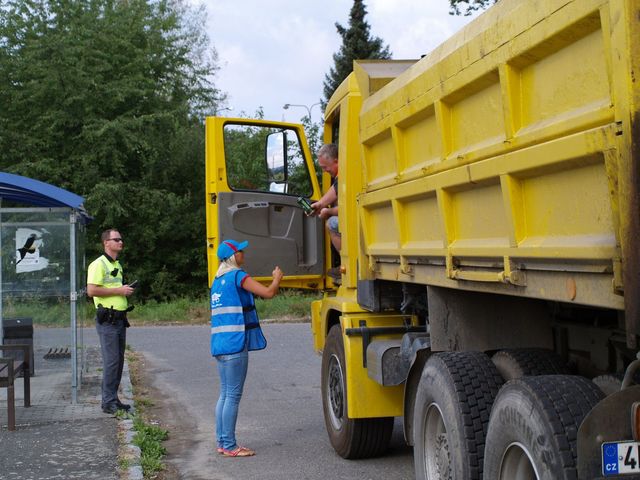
[602,441,640,476]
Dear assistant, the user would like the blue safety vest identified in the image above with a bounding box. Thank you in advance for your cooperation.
[210,270,267,356]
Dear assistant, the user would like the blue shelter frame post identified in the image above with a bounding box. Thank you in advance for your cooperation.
[0,198,3,342]
[70,211,78,403]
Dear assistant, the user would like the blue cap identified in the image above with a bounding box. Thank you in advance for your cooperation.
[217,239,249,260]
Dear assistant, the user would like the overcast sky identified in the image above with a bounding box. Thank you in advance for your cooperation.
[198,1,479,123]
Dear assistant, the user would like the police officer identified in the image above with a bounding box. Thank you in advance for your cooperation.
[87,229,135,414]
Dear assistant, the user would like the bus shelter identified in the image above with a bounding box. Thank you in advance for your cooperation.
[0,172,91,403]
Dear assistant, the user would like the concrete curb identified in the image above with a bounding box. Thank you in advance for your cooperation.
[118,359,143,480]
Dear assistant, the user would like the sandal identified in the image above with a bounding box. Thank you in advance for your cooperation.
[216,447,224,454]
[222,446,255,457]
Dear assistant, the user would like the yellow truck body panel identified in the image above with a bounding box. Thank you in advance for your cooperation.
[355,0,636,325]
[341,313,406,418]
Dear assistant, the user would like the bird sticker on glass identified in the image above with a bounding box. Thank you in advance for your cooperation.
[15,228,47,273]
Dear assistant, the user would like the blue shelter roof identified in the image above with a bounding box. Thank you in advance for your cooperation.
[0,172,91,222]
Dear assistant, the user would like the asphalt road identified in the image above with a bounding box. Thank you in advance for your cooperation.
[126,324,414,480]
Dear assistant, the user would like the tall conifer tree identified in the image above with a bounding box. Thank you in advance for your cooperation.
[449,0,497,16]
[322,0,391,107]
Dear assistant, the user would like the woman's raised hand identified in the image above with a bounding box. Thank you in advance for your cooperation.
[272,266,284,283]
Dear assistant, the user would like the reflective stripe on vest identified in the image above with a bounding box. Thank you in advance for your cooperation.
[211,306,243,316]
[211,324,245,334]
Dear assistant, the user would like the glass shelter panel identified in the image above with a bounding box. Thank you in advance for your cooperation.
[0,207,87,401]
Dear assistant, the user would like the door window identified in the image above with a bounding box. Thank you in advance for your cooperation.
[223,123,313,197]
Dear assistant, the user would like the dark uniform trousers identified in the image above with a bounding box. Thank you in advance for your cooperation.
[96,318,127,408]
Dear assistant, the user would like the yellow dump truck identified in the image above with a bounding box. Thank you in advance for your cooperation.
[205,0,640,478]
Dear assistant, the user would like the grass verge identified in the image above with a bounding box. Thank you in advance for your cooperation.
[119,350,169,478]
[2,289,321,327]
[132,416,168,476]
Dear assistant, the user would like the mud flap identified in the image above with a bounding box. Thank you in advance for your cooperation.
[577,385,640,479]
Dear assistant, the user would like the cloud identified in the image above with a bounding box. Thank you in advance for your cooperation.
[203,2,344,118]
[192,1,477,121]
[368,0,477,57]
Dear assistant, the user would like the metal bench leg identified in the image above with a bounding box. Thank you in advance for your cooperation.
[23,371,31,408]
[7,383,15,431]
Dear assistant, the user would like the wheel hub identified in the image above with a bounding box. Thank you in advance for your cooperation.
[327,354,344,430]
[500,443,538,480]
[424,403,452,479]
[435,433,451,478]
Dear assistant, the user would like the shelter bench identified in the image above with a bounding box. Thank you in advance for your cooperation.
[0,344,31,431]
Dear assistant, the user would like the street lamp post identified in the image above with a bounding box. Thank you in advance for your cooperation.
[215,106,233,115]
[283,102,321,120]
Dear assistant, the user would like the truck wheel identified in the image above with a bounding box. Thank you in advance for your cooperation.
[491,348,569,381]
[483,375,604,480]
[321,324,394,459]
[413,352,503,479]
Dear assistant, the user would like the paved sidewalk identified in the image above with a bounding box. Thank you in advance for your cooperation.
[0,340,129,480]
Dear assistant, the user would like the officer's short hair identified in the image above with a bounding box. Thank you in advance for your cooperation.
[101,229,118,242]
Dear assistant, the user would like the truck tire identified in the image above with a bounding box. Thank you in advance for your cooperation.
[413,352,503,480]
[321,324,394,459]
[483,375,604,480]
[491,348,569,381]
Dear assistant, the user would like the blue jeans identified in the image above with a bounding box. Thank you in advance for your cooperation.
[327,215,340,234]
[215,348,249,450]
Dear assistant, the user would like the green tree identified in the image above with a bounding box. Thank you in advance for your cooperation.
[0,0,225,300]
[300,115,323,187]
[322,0,391,107]
[224,124,273,191]
[449,0,497,16]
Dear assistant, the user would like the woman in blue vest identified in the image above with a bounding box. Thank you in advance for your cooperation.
[210,239,283,457]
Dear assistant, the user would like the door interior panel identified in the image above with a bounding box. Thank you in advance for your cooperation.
[218,191,324,277]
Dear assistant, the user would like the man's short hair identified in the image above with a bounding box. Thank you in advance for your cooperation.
[318,143,338,161]
[101,229,118,242]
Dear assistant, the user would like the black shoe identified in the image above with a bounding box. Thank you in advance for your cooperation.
[116,401,131,411]
[102,404,118,414]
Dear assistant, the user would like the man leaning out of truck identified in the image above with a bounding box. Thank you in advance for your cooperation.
[311,144,340,279]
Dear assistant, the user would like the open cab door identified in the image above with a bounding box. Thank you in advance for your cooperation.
[205,118,325,289]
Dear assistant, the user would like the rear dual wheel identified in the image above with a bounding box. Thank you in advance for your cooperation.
[412,348,603,479]
[483,375,604,480]
[491,348,569,381]
[413,352,504,479]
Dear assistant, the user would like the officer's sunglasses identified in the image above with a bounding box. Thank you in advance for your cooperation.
[108,238,123,243]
